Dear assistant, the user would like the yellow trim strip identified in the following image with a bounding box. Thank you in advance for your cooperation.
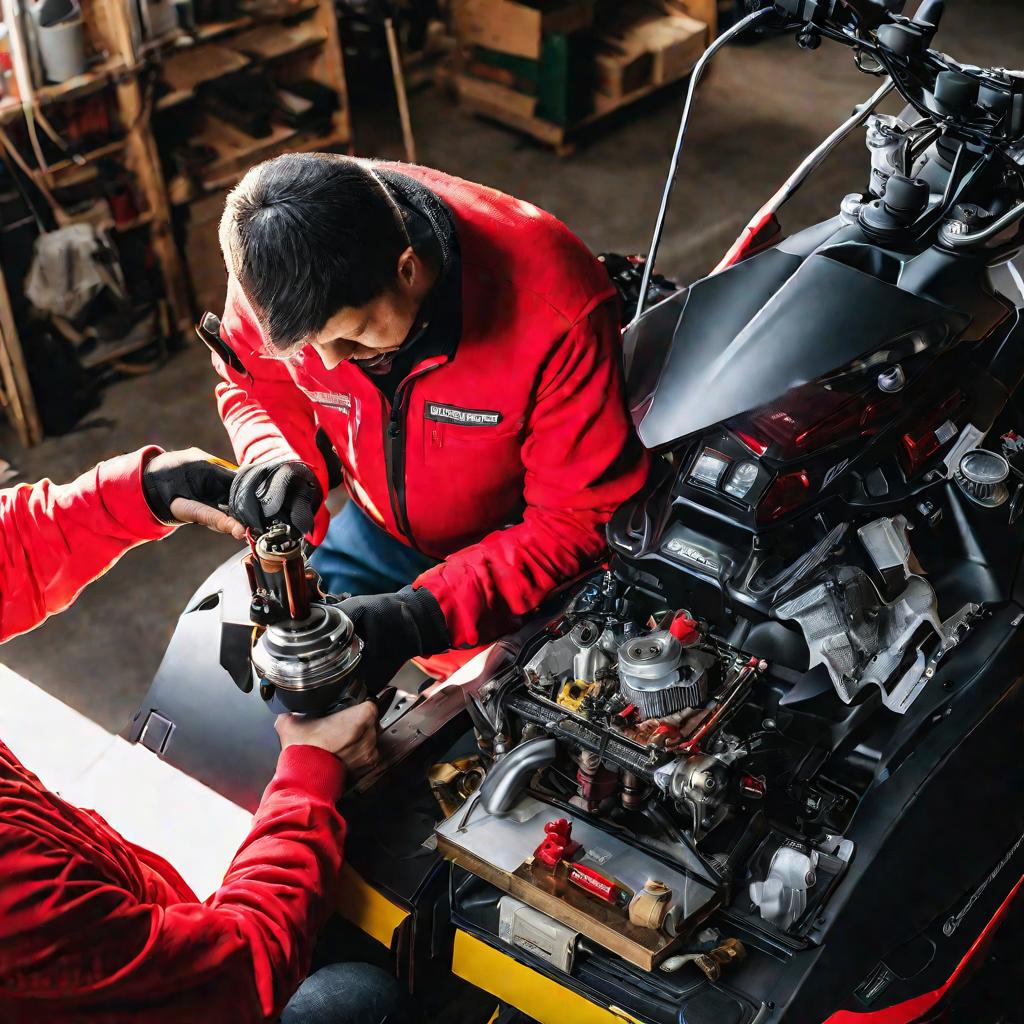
[452,930,647,1024]
[335,863,410,948]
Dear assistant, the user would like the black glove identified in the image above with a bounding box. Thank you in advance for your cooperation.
[339,587,450,694]
[142,448,236,525]
[229,459,323,537]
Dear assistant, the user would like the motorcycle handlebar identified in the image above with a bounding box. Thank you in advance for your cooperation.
[770,0,1024,145]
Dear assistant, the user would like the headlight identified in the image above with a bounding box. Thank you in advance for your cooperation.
[724,460,759,499]
[689,449,730,488]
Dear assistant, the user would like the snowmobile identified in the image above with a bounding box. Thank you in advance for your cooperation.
[130,1,1024,1020]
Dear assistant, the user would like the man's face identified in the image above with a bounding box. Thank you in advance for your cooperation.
[306,246,432,372]
[308,288,418,371]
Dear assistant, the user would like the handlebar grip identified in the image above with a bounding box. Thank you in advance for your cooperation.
[912,0,944,29]
[775,0,906,30]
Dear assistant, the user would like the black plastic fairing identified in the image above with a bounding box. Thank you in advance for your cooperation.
[126,551,281,812]
[625,248,801,430]
[636,251,971,451]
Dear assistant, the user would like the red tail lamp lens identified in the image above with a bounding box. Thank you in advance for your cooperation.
[758,470,811,523]
[734,429,770,457]
[901,392,965,474]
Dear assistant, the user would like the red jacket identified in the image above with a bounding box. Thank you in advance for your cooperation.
[0,450,348,1023]
[216,163,649,648]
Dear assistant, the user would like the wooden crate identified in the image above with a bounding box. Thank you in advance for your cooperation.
[455,0,714,154]
[647,12,708,83]
[456,72,539,121]
[451,0,594,60]
[594,36,653,99]
[595,5,706,94]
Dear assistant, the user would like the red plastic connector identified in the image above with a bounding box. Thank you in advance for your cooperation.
[534,818,581,868]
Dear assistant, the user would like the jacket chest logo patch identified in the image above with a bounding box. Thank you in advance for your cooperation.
[298,388,352,413]
[425,402,503,427]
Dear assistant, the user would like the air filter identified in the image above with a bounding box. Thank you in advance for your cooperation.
[617,631,707,720]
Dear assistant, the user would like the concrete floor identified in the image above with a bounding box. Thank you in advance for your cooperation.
[2,0,1019,731]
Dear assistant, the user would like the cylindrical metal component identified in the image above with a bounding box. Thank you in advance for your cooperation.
[570,619,610,684]
[617,632,707,718]
[628,879,673,931]
[954,449,1010,508]
[251,602,364,714]
[621,770,644,811]
[254,525,312,622]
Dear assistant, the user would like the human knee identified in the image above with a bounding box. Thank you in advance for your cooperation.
[281,961,410,1024]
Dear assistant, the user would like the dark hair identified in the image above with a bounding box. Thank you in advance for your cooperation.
[220,154,409,351]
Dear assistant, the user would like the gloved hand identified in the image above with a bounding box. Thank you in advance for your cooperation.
[229,459,323,537]
[339,586,450,694]
[143,448,246,540]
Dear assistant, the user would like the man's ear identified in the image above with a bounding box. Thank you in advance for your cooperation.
[397,245,417,288]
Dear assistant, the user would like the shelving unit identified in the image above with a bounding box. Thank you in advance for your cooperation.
[153,0,350,322]
[0,0,351,443]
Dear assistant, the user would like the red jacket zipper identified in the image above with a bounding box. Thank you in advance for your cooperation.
[381,360,446,544]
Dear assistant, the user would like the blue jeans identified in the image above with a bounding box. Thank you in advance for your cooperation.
[281,962,411,1024]
[310,501,437,598]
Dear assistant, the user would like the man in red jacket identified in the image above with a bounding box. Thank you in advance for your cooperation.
[216,155,649,691]
[0,448,403,1023]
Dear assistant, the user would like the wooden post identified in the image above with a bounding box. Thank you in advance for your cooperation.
[384,17,417,164]
[0,266,43,447]
[309,0,354,146]
[100,0,193,332]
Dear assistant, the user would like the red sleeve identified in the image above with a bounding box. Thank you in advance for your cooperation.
[415,301,649,647]
[0,447,175,643]
[215,276,331,540]
[0,745,347,1023]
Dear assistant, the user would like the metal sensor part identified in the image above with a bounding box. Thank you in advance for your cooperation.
[245,524,365,714]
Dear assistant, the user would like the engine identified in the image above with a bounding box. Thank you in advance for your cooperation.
[437,504,988,972]
[505,596,760,846]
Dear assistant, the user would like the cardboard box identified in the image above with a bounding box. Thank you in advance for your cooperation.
[452,0,594,60]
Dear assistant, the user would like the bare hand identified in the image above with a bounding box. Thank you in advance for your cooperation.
[169,496,247,541]
[275,700,380,775]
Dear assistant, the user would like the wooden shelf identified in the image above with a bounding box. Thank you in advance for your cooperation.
[79,330,160,369]
[33,57,126,106]
[0,0,351,445]
[170,121,345,205]
[230,24,327,62]
[156,45,252,110]
[154,25,325,110]
[0,97,24,125]
[33,139,126,180]
[141,3,319,58]
[199,118,298,188]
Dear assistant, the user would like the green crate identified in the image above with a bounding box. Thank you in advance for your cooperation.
[469,32,591,126]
